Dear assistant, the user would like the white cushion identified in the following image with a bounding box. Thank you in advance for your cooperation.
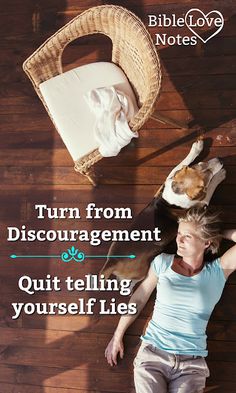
[39,62,138,161]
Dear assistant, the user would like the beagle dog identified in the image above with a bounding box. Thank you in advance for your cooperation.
[100,140,226,284]
[162,139,225,208]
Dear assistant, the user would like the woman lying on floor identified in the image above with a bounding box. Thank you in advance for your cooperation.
[105,205,236,393]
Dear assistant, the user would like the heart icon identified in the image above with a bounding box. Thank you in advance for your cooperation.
[185,8,224,43]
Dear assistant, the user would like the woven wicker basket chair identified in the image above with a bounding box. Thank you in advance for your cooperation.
[23,5,179,185]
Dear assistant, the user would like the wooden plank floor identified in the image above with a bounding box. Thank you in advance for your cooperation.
[1,0,236,392]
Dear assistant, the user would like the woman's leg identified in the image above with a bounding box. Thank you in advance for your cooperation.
[168,356,209,393]
[133,342,168,393]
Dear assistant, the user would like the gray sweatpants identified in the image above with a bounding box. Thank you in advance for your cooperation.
[133,342,210,393]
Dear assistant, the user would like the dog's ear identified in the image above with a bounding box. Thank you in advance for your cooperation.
[171,167,188,194]
[186,184,205,200]
[172,166,188,180]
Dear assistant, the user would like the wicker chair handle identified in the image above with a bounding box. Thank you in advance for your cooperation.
[23,5,161,131]
[23,6,141,85]
[23,7,110,89]
[22,5,163,183]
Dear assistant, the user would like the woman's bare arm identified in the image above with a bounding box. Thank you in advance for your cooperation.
[220,229,236,278]
[105,266,158,366]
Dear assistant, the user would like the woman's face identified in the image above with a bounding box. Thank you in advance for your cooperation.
[176,221,210,258]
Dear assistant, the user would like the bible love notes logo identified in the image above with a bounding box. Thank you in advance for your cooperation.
[148,8,224,46]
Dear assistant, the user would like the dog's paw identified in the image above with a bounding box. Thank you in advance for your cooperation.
[191,139,204,154]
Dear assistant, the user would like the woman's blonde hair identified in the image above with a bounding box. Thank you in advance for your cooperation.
[178,205,222,254]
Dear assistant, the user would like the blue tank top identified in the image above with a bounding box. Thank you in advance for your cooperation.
[142,253,226,357]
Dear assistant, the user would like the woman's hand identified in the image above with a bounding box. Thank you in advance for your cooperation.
[105,335,124,366]
[104,267,157,366]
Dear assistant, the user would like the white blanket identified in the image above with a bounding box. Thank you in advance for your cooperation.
[84,86,138,157]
